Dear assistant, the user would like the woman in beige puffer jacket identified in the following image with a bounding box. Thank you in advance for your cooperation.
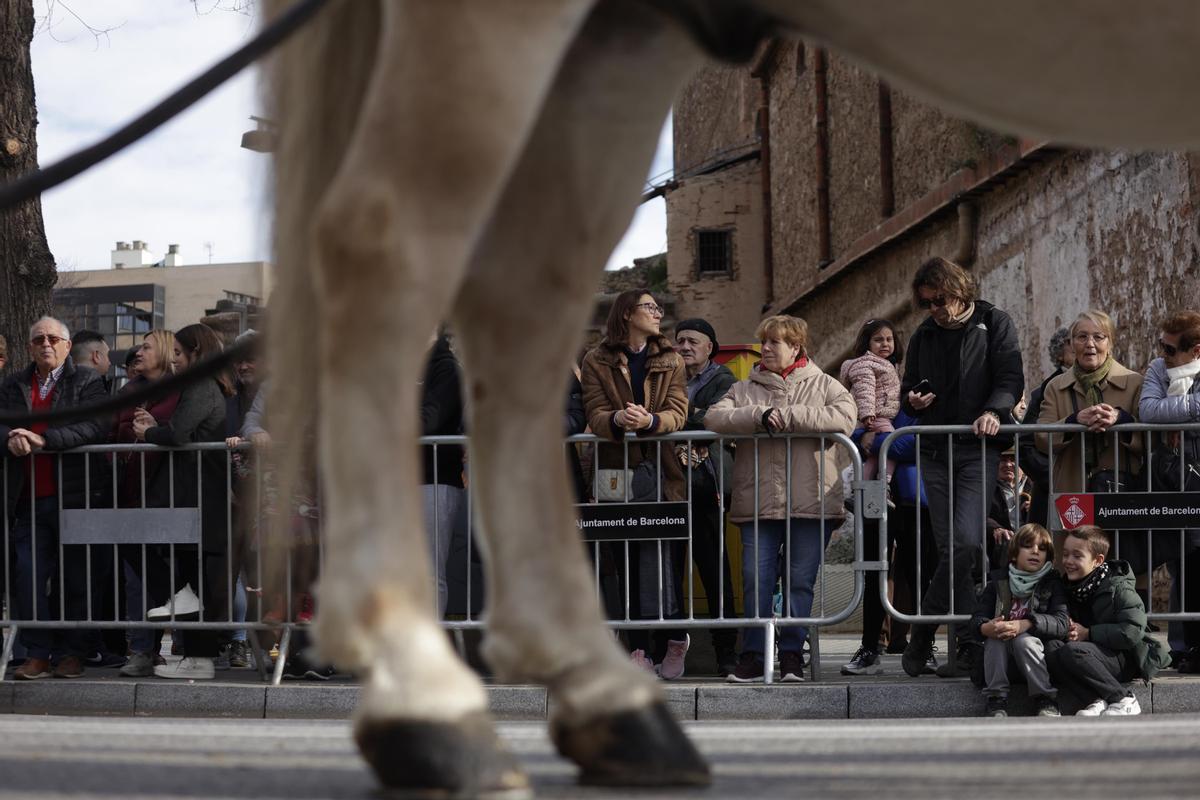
[705,315,857,682]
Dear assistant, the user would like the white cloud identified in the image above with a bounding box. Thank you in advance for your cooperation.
[605,115,673,271]
[32,0,267,270]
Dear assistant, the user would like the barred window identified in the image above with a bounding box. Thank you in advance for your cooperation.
[695,229,732,275]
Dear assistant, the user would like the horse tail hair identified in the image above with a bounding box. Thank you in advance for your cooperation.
[262,0,381,600]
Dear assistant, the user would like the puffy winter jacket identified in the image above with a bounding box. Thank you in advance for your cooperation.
[705,360,856,523]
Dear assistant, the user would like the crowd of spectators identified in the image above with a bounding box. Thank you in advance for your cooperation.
[3,253,1200,701]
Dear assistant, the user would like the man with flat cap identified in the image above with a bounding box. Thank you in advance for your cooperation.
[675,318,738,676]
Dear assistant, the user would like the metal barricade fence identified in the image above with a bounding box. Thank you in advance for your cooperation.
[874,422,1200,640]
[2,431,864,684]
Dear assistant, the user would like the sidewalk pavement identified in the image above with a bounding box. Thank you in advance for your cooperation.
[5,633,1200,721]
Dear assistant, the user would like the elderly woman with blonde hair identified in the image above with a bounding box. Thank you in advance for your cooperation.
[1036,310,1143,496]
[706,315,856,683]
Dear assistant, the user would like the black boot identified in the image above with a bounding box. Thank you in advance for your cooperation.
[936,637,975,678]
[901,624,935,677]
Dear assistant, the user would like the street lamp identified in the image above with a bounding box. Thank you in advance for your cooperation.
[240,115,277,153]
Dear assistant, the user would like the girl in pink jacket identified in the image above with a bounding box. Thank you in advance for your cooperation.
[839,320,904,498]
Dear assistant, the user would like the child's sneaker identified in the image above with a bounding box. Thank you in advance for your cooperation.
[1102,695,1141,716]
[984,696,1008,718]
[1075,698,1107,716]
[840,646,883,676]
[1034,697,1062,717]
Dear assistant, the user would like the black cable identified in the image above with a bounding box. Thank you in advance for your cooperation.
[0,0,328,211]
[0,338,255,427]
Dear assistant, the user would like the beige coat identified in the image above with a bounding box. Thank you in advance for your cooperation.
[580,337,689,501]
[1035,361,1144,494]
[705,360,857,523]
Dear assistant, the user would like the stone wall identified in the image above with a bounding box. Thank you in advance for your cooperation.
[664,159,765,343]
[668,44,1200,394]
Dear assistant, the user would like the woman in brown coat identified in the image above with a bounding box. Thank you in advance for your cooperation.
[706,315,857,683]
[581,290,690,677]
[1036,309,1143,496]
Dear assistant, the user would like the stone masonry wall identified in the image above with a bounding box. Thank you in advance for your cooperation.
[664,159,765,343]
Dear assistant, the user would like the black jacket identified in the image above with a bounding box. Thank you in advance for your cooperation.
[901,300,1024,452]
[421,336,464,489]
[144,377,229,553]
[565,373,588,502]
[970,567,1070,642]
[1065,560,1171,680]
[1,357,110,514]
[684,361,736,496]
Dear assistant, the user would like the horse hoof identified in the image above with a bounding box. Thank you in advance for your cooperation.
[355,712,531,799]
[550,701,711,787]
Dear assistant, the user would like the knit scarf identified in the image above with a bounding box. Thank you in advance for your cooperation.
[935,302,975,330]
[1065,561,1110,604]
[1166,358,1200,396]
[1073,355,1115,473]
[1008,561,1053,599]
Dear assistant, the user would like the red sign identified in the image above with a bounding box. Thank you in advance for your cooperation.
[1055,493,1095,529]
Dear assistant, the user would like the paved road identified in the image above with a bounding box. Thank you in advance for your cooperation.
[0,713,1197,799]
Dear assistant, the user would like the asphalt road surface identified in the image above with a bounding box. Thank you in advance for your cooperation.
[0,713,1197,799]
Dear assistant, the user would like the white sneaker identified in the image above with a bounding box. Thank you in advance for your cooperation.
[1102,695,1141,716]
[154,656,215,680]
[1075,698,1108,717]
[658,635,690,680]
[147,584,202,619]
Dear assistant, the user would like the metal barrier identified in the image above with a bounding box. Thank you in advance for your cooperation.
[6,422,1200,684]
[2,430,864,684]
[874,422,1200,638]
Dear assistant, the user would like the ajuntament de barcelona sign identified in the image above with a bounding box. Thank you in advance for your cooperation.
[1054,493,1200,530]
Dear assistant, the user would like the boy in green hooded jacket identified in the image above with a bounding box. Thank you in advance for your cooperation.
[1046,525,1172,716]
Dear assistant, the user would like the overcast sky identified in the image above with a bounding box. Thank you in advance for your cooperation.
[31,0,670,273]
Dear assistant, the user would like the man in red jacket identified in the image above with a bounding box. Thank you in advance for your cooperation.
[2,317,109,680]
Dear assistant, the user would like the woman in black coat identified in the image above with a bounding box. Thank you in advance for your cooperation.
[133,323,232,679]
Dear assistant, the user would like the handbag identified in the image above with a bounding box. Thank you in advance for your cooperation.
[1148,433,1200,492]
[596,468,635,502]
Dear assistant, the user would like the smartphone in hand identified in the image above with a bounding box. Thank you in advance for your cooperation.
[911,378,933,395]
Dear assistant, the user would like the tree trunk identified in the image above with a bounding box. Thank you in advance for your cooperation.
[0,0,56,374]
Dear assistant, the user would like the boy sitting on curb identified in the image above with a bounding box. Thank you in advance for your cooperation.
[1046,525,1171,716]
[972,523,1069,718]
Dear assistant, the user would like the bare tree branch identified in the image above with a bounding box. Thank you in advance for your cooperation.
[33,0,123,49]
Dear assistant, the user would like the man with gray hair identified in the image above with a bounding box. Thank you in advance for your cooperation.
[1,316,110,679]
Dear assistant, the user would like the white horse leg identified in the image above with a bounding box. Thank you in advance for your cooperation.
[451,4,707,786]
[306,2,594,795]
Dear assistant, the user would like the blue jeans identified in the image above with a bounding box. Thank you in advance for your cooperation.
[11,496,89,660]
[739,518,831,656]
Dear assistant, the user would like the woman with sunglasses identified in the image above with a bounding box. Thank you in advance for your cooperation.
[581,289,690,678]
[1137,311,1200,673]
[897,256,1024,680]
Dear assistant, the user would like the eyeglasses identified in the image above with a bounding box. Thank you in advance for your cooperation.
[1073,333,1108,345]
[635,302,664,316]
[917,295,950,310]
[1159,339,1179,357]
[30,334,65,347]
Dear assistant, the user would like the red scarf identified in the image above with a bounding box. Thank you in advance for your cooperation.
[781,356,808,378]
